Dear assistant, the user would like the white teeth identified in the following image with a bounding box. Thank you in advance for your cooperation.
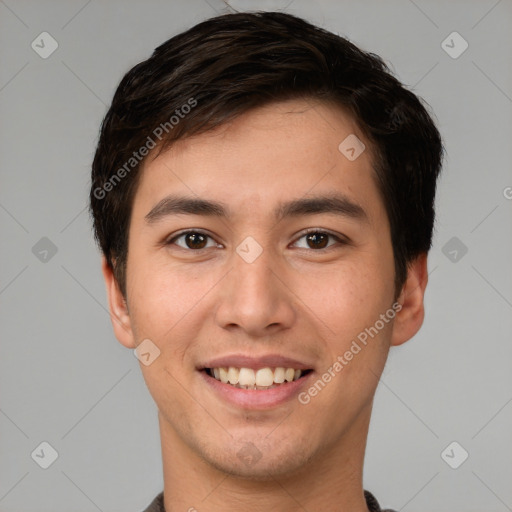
[255,368,274,387]
[227,366,239,384]
[219,367,229,384]
[285,368,295,382]
[238,368,256,386]
[208,366,305,388]
[274,367,285,383]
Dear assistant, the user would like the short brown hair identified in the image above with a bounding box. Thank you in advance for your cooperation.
[89,11,444,299]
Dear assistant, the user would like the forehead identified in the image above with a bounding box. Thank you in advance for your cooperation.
[133,99,385,228]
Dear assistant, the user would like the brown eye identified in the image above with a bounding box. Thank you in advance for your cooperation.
[293,230,344,250]
[167,231,216,250]
[305,232,329,249]
[184,232,208,249]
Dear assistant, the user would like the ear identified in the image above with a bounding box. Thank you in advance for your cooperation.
[390,253,429,347]
[101,256,136,349]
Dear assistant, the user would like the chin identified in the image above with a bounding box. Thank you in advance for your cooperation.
[198,433,315,480]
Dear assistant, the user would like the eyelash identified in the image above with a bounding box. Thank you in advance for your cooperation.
[165,228,348,252]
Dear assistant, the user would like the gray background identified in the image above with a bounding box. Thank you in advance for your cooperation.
[1,0,511,511]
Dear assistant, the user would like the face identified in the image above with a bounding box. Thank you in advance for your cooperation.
[104,98,426,480]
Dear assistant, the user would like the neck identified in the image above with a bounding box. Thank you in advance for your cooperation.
[158,405,372,512]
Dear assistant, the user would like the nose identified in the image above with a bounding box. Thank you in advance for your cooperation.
[214,243,296,337]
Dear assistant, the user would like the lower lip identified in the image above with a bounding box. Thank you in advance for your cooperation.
[199,370,313,410]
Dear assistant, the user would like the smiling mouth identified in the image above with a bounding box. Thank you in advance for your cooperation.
[203,367,313,390]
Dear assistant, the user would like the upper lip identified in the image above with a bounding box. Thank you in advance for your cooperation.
[198,354,314,371]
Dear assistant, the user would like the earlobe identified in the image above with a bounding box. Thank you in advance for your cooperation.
[390,253,429,347]
[101,256,136,349]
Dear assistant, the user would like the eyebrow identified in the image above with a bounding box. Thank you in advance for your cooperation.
[144,193,369,225]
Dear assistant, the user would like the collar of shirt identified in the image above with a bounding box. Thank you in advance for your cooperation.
[140,489,397,512]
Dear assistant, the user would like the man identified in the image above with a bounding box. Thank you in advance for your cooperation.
[89,11,443,512]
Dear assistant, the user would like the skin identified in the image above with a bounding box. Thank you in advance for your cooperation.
[102,98,428,511]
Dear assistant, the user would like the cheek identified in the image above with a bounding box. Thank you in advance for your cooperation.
[305,265,394,411]
[301,255,392,333]
[300,256,395,400]
[125,250,181,344]
[126,250,215,362]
